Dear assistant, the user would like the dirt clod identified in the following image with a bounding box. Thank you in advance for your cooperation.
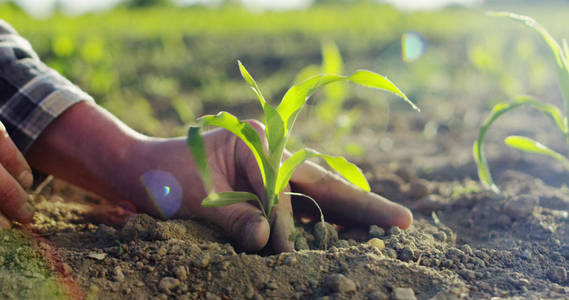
[367,290,389,300]
[367,238,385,250]
[408,179,430,199]
[369,225,386,239]
[503,195,538,219]
[113,266,125,282]
[313,221,338,249]
[323,273,357,294]
[159,277,180,294]
[548,266,568,284]
[391,287,417,300]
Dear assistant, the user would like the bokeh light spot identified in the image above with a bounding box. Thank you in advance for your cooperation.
[140,170,182,219]
[402,32,426,62]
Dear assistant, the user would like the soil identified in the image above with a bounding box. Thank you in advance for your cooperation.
[4,105,569,300]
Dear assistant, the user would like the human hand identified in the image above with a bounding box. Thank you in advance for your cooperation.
[0,121,34,228]
[130,120,412,253]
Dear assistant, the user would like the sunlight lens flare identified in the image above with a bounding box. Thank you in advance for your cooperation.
[402,32,426,62]
[140,170,182,219]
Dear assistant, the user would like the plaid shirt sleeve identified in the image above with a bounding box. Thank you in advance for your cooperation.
[0,19,94,154]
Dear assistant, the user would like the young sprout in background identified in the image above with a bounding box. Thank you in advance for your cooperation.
[474,12,569,192]
[295,41,363,155]
[188,60,418,220]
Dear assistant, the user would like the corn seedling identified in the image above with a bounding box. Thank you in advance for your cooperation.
[188,61,418,220]
[296,41,363,155]
[474,12,569,192]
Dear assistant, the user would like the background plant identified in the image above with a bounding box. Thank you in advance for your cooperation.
[474,11,569,192]
[188,61,418,219]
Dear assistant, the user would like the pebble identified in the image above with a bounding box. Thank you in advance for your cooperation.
[313,222,338,249]
[548,266,568,284]
[367,290,389,300]
[159,277,180,294]
[432,231,447,242]
[459,244,473,256]
[446,248,466,262]
[283,255,298,266]
[369,225,386,239]
[398,246,415,262]
[87,252,108,261]
[503,195,538,219]
[323,273,357,293]
[193,253,211,268]
[367,238,385,251]
[388,226,403,236]
[113,266,125,282]
[173,266,187,280]
[392,287,417,300]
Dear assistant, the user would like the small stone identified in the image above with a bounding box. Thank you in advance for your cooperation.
[113,266,125,282]
[391,287,416,300]
[283,256,298,266]
[135,281,145,287]
[87,252,107,261]
[159,277,180,294]
[173,266,187,280]
[323,273,357,293]
[369,225,386,239]
[459,244,473,256]
[398,247,414,262]
[384,248,397,259]
[408,179,430,199]
[264,280,278,290]
[193,253,211,268]
[458,269,476,281]
[503,195,538,219]
[367,290,389,300]
[367,238,385,251]
[432,231,447,242]
[388,226,403,236]
[548,266,568,284]
[313,222,338,249]
[446,248,466,262]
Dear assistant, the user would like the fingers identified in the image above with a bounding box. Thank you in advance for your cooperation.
[0,121,33,189]
[198,180,270,251]
[0,163,34,224]
[290,160,413,230]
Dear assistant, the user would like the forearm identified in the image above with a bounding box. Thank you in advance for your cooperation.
[26,101,149,210]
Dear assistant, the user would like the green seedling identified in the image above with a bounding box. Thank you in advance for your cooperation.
[296,41,364,155]
[474,12,569,192]
[188,60,418,220]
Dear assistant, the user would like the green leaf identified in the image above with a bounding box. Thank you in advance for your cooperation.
[277,70,418,134]
[199,112,271,185]
[275,149,317,195]
[473,95,567,191]
[346,70,419,111]
[505,135,569,170]
[201,191,260,207]
[488,12,569,112]
[294,64,321,84]
[264,104,286,156]
[238,60,266,108]
[275,148,370,197]
[187,126,212,190]
[320,154,370,192]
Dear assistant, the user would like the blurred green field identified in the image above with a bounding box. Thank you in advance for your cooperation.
[2,1,569,142]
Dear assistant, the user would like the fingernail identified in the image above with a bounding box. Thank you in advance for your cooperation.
[18,171,33,190]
